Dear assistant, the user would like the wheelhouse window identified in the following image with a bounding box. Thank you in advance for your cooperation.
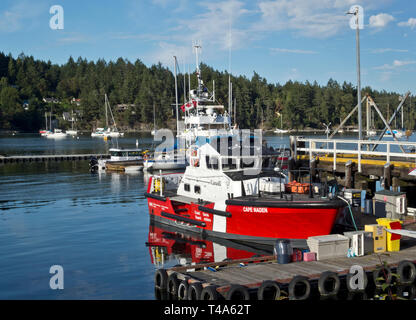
[206,156,219,170]
[127,151,141,157]
[221,157,237,171]
[194,185,201,194]
[184,184,190,192]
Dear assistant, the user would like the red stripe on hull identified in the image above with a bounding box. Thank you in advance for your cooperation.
[226,205,341,239]
[147,196,342,240]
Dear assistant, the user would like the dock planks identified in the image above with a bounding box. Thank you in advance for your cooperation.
[165,242,416,296]
[0,154,109,163]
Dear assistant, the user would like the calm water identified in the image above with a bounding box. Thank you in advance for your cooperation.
[0,132,414,299]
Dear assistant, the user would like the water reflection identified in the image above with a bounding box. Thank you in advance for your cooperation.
[146,221,272,269]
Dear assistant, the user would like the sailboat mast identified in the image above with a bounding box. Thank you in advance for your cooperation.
[105,94,109,128]
[174,56,179,135]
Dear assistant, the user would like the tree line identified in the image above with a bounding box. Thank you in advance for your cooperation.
[0,52,414,132]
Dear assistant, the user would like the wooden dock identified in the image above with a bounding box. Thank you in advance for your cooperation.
[0,154,110,163]
[156,238,416,300]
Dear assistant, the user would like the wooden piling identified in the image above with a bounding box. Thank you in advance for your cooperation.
[383,163,392,190]
[345,160,354,188]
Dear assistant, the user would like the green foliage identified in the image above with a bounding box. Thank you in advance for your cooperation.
[0,52,414,132]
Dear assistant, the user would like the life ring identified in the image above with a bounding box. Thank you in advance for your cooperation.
[288,275,311,300]
[167,273,180,296]
[177,280,189,300]
[200,285,219,300]
[257,280,281,300]
[373,266,392,287]
[226,284,250,300]
[397,260,416,284]
[346,268,368,292]
[191,149,198,157]
[154,269,168,290]
[187,282,203,300]
[318,271,341,296]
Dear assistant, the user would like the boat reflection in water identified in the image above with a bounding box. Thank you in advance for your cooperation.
[146,221,273,269]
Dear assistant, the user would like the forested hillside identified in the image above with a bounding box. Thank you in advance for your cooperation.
[0,52,414,132]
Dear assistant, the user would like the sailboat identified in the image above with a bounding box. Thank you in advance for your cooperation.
[66,110,78,136]
[44,106,67,138]
[91,94,124,138]
[274,113,288,134]
[39,112,51,136]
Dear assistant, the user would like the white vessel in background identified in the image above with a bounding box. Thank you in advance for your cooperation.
[176,45,234,149]
[274,128,289,134]
[66,110,78,136]
[91,94,124,138]
[46,128,67,139]
[385,129,404,138]
[96,148,143,171]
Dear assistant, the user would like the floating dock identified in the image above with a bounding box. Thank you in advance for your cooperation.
[155,234,416,300]
[0,154,110,163]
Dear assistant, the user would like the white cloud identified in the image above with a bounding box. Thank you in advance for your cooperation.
[398,18,416,29]
[371,48,408,54]
[270,48,318,54]
[147,0,251,65]
[0,1,45,33]
[369,13,395,28]
[374,60,416,70]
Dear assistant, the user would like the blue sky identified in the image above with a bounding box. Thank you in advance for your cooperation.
[0,0,415,93]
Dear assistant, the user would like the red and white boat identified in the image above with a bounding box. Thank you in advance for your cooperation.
[145,139,346,246]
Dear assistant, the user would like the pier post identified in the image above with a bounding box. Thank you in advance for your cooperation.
[288,157,296,182]
[345,161,354,188]
[392,177,399,192]
[310,157,317,183]
[383,163,392,190]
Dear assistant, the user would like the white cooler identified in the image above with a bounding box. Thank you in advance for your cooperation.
[307,234,350,261]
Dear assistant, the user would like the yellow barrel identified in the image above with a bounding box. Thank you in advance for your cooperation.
[376,218,402,252]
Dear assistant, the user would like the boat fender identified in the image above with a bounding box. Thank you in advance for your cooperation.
[154,268,168,290]
[187,282,203,300]
[373,266,392,287]
[177,280,189,300]
[226,284,250,300]
[257,280,281,300]
[200,285,219,300]
[346,269,368,292]
[397,260,416,284]
[318,271,341,296]
[288,275,311,300]
[167,272,180,296]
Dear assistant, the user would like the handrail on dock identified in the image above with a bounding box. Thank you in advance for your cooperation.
[292,136,416,173]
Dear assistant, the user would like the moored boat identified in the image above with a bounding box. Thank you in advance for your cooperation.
[46,128,67,138]
[94,147,143,171]
[144,140,346,245]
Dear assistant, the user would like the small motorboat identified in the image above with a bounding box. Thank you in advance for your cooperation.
[96,148,143,171]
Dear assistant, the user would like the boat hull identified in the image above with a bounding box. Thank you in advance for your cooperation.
[145,192,344,246]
